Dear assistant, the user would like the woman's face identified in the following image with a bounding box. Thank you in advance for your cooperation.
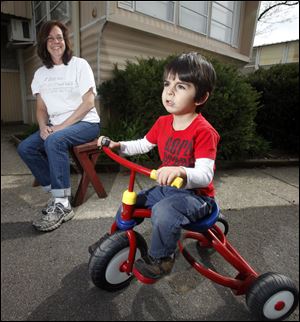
[46,25,66,64]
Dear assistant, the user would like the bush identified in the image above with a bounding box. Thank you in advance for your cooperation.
[99,58,168,135]
[203,59,269,160]
[99,56,269,161]
[247,63,299,153]
[99,57,169,162]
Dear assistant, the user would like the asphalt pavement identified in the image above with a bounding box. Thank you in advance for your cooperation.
[1,125,299,321]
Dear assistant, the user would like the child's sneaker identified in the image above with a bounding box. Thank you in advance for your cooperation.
[133,254,175,283]
[32,202,74,232]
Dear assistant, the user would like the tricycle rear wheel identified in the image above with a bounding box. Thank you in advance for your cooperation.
[246,272,299,321]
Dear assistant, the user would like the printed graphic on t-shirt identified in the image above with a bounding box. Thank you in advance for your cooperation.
[42,77,76,94]
[163,137,195,166]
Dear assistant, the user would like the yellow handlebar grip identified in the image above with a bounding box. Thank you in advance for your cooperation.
[150,169,183,189]
[150,170,157,180]
[171,177,184,189]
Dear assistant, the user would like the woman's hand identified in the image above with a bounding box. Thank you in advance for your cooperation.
[156,166,186,186]
[50,124,65,133]
[39,125,53,140]
[97,136,121,150]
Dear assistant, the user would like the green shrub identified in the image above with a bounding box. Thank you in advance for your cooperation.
[99,58,168,134]
[99,57,169,162]
[99,56,269,161]
[247,63,299,152]
[203,59,269,160]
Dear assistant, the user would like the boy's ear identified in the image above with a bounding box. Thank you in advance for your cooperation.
[195,92,209,106]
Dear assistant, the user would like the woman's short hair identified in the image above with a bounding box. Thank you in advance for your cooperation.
[164,52,216,108]
[37,20,73,68]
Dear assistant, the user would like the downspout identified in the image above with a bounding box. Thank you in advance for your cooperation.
[72,1,80,57]
[97,19,107,85]
[96,3,108,124]
[17,49,28,124]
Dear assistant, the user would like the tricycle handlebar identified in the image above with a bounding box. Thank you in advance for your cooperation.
[101,146,183,189]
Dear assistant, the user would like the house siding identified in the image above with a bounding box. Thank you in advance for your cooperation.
[1,1,32,19]
[244,40,299,72]
[1,71,22,122]
[2,1,260,124]
[286,41,299,63]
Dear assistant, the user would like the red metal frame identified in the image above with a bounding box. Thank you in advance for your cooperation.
[178,226,258,295]
[102,146,259,293]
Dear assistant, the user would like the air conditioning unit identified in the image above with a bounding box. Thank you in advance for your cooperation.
[8,18,34,42]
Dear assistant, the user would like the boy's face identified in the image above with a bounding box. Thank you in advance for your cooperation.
[162,73,198,115]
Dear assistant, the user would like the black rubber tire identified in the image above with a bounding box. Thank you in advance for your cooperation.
[246,272,299,321]
[196,212,229,252]
[88,230,148,291]
[214,212,229,236]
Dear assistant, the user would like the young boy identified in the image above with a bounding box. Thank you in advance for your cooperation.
[98,52,220,281]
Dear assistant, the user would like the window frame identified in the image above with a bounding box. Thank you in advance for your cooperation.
[209,1,241,47]
[178,1,209,36]
[135,1,176,24]
[118,1,242,48]
[32,1,71,39]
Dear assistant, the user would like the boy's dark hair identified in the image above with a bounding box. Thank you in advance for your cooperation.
[37,20,73,69]
[164,52,216,110]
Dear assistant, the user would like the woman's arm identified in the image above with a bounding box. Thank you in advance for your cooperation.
[36,94,52,140]
[51,88,95,132]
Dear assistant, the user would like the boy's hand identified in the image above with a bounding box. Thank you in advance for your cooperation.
[97,136,121,150]
[156,166,186,186]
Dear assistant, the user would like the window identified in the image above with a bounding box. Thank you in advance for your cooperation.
[248,47,257,66]
[179,1,208,35]
[210,1,241,46]
[33,1,70,35]
[118,1,241,47]
[130,1,175,23]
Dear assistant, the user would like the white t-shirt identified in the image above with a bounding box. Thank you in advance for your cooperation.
[31,56,100,125]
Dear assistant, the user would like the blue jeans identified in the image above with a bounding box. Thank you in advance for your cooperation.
[17,121,100,198]
[116,186,214,258]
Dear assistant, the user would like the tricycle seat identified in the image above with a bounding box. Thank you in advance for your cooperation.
[182,200,220,232]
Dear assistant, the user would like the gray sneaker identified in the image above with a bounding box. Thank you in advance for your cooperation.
[32,202,75,232]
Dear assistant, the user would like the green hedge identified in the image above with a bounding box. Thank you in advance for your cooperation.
[247,63,299,152]
[98,56,269,161]
[203,59,269,160]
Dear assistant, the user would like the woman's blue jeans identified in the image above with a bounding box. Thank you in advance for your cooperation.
[116,186,214,259]
[17,121,100,198]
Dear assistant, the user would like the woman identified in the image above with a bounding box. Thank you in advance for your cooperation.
[17,20,100,232]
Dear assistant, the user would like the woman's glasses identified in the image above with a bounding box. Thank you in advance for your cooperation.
[47,36,64,43]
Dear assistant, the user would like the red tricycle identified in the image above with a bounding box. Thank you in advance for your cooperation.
[88,140,299,321]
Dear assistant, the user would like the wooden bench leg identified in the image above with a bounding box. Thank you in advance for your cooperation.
[72,150,107,207]
[72,171,90,207]
[32,178,40,187]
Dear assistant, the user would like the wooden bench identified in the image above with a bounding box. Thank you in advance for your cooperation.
[33,139,107,207]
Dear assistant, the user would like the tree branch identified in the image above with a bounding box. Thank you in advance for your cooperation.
[258,1,299,21]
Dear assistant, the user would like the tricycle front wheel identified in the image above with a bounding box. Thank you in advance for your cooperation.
[88,230,148,291]
[246,272,299,321]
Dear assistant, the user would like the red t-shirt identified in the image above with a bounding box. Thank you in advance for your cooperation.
[146,114,220,197]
